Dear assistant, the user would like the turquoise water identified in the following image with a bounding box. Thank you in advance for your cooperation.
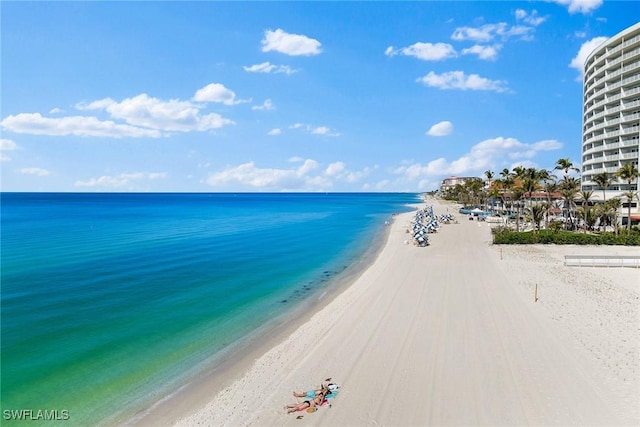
[1,193,417,425]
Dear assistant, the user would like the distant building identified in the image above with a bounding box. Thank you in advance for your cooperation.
[439,176,480,192]
[581,22,640,224]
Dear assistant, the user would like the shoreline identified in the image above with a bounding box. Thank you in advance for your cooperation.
[133,196,639,426]
[125,205,416,426]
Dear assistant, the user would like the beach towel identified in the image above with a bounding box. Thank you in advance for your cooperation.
[325,382,340,398]
[301,383,340,400]
[305,398,331,412]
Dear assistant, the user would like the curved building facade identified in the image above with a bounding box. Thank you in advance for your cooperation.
[581,22,640,223]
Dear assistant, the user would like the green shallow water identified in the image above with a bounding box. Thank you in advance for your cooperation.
[1,193,417,425]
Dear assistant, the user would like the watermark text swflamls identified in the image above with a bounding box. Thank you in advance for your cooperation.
[3,409,70,421]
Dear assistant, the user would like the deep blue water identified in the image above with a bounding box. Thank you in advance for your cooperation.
[1,192,417,425]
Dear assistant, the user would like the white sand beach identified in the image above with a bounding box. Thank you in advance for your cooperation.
[138,196,639,426]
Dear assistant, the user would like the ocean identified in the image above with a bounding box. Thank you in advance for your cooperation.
[1,192,418,426]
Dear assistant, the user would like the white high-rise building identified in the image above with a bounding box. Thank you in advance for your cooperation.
[581,22,640,225]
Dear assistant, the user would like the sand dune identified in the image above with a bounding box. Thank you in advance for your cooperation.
[147,197,638,426]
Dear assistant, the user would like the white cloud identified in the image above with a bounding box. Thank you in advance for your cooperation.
[252,99,275,111]
[325,161,346,176]
[1,138,18,151]
[4,86,239,139]
[206,159,370,191]
[311,126,340,136]
[243,62,297,74]
[206,160,320,190]
[323,161,373,183]
[82,93,235,132]
[461,44,501,61]
[0,138,17,162]
[289,123,340,136]
[344,167,374,183]
[451,20,535,42]
[49,107,64,114]
[417,71,509,92]
[261,29,322,56]
[75,172,167,188]
[1,113,163,138]
[193,83,250,105]
[20,167,50,176]
[77,98,115,110]
[385,42,457,61]
[550,0,603,14]
[267,128,281,136]
[451,23,504,42]
[394,136,563,181]
[569,36,609,80]
[427,121,454,136]
[515,9,547,26]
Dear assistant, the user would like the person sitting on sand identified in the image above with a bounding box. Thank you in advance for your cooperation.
[286,385,329,414]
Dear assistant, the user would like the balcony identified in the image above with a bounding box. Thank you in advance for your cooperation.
[582,157,603,166]
[621,112,640,124]
[590,33,640,64]
[605,46,640,69]
[622,100,640,111]
[609,74,640,92]
[583,135,606,146]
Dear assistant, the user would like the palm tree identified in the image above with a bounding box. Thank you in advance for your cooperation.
[603,198,622,235]
[579,190,595,233]
[512,165,526,179]
[488,187,501,215]
[528,204,546,233]
[592,171,612,204]
[578,205,598,234]
[554,158,580,179]
[616,162,639,231]
[512,166,526,200]
[512,188,524,232]
[464,178,484,208]
[621,190,638,232]
[484,170,494,187]
[595,203,609,232]
[484,170,495,212]
[552,199,564,223]
[559,176,580,230]
[522,167,541,209]
[498,168,514,216]
[541,172,557,228]
[452,183,469,207]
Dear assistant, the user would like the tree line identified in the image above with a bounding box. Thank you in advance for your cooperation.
[440,158,639,233]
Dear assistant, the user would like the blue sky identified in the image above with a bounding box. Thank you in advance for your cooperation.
[1,1,638,192]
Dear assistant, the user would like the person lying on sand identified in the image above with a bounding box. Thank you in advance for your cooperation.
[285,385,329,414]
[293,382,340,399]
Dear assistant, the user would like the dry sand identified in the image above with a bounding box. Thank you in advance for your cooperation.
[142,196,639,426]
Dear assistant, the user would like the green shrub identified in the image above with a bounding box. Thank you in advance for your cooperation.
[548,221,563,233]
[491,228,640,245]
